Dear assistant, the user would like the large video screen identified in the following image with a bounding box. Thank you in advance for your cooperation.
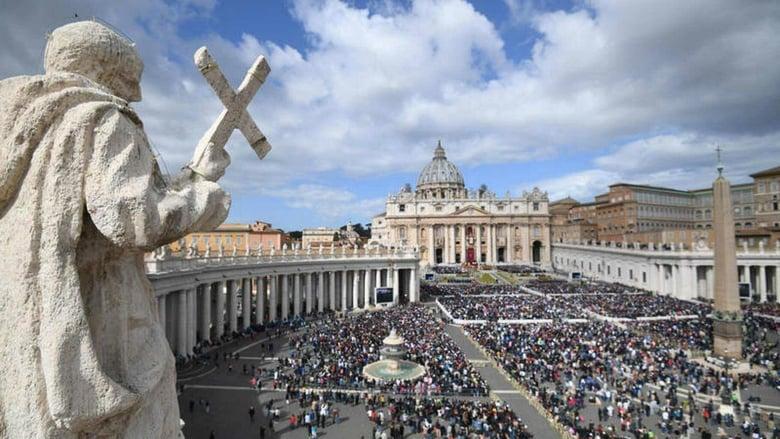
[739,282,751,299]
[375,287,394,304]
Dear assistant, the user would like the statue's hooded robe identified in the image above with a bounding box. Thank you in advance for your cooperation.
[0,72,229,438]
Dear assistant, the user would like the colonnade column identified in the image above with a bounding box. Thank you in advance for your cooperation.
[242,278,251,329]
[254,276,265,325]
[281,274,289,320]
[188,288,196,352]
[227,280,238,333]
[317,272,325,313]
[376,269,382,287]
[293,273,301,317]
[392,268,400,305]
[269,276,278,322]
[216,280,226,338]
[364,269,372,309]
[759,265,767,302]
[305,273,313,315]
[329,272,336,311]
[341,271,348,311]
[706,266,715,301]
[352,270,360,309]
[177,290,188,356]
[409,267,417,302]
[200,285,211,342]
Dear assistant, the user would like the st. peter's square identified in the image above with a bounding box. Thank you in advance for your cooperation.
[1,1,779,438]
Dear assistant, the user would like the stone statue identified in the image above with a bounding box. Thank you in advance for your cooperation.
[0,21,269,438]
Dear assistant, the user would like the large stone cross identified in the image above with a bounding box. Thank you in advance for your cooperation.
[193,46,272,161]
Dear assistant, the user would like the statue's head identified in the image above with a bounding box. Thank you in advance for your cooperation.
[44,21,143,102]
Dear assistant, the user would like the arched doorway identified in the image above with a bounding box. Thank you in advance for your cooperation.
[532,240,542,264]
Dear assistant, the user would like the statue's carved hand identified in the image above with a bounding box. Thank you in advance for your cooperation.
[189,142,230,182]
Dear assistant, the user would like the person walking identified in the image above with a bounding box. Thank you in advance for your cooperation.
[249,405,256,423]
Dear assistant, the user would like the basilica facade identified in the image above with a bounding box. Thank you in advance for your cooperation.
[370,142,551,267]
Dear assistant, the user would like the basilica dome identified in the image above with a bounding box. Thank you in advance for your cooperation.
[416,141,465,191]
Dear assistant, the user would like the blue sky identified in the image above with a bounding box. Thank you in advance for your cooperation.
[2,0,779,231]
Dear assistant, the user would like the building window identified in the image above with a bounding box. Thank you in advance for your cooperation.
[435,206,443,212]
[398,204,406,212]
[533,202,540,211]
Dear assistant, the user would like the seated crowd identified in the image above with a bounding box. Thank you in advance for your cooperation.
[284,305,489,396]
[421,283,524,297]
[745,302,780,318]
[467,322,778,438]
[439,295,587,321]
[568,293,712,319]
[365,395,532,439]
[525,279,642,295]
[432,265,466,274]
[498,265,545,275]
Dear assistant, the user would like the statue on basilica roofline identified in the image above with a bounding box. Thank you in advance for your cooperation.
[0,19,272,438]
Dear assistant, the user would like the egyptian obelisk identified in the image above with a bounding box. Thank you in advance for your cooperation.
[712,147,742,359]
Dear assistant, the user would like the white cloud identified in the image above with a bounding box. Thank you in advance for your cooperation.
[267,184,386,220]
[531,169,620,201]
[537,131,780,202]
[2,0,779,227]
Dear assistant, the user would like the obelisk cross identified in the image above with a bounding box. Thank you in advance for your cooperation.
[189,46,272,173]
[715,145,724,176]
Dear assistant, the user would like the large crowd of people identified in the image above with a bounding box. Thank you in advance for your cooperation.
[284,305,489,396]
[364,395,532,438]
[180,271,780,439]
[467,321,779,438]
[438,295,587,320]
[569,293,712,318]
[421,283,524,296]
[525,279,642,295]
[498,265,545,275]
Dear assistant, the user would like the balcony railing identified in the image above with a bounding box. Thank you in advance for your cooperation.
[145,245,420,274]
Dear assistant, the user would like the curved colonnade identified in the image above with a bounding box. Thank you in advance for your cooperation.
[146,248,420,357]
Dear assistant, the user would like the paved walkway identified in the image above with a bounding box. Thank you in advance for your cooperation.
[444,324,561,439]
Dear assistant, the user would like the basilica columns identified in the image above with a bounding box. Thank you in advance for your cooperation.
[428,226,435,266]
[409,267,417,302]
[460,225,467,263]
[392,268,400,305]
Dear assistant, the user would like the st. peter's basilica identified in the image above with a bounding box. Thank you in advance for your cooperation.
[370,142,551,267]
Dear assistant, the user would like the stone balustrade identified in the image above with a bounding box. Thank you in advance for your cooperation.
[552,242,780,303]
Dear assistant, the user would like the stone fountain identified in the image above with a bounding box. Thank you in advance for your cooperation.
[363,329,426,382]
